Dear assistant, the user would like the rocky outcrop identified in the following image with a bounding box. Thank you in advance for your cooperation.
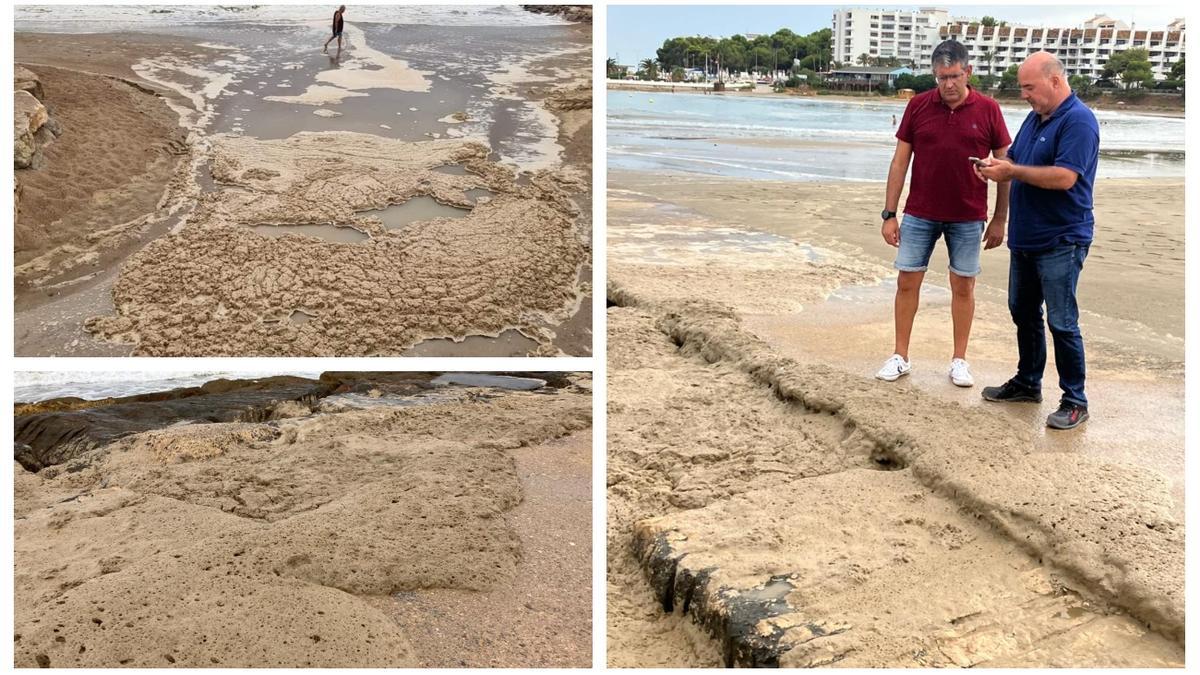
[14,90,48,169]
[522,5,592,24]
[14,65,60,169]
[14,378,335,472]
[15,65,44,100]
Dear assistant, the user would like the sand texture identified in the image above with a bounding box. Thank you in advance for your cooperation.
[606,171,1185,666]
[15,380,592,667]
[607,292,1183,666]
[14,64,188,285]
[16,26,592,357]
[83,132,587,355]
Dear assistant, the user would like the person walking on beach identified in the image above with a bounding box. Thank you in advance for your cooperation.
[875,40,1011,387]
[974,52,1099,430]
[323,5,346,53]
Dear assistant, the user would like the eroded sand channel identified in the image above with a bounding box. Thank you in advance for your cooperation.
[14,372,592,667]
[606,296,1184,667]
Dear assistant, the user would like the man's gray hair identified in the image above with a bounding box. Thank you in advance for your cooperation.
[931,40,969,69]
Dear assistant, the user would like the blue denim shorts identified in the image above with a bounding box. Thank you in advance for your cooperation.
[895,214,985,277]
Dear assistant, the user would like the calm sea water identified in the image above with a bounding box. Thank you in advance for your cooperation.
[608,90,1185,181]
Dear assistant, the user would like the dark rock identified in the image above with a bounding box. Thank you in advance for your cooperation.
[15,379,335,472]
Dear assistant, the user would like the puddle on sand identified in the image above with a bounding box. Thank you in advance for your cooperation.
[464,188,493,202]
[289,309,315,324]
[433,164,470,175]
[432,373,546,390]
[251,223,369,243]
[371,196,471,230]
[403,329,540,357]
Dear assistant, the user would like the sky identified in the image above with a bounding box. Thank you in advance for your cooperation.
[607,4,1186,63]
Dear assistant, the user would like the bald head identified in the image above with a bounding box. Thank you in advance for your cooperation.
[1021,51,1065,79]
[1017,51,1072,118]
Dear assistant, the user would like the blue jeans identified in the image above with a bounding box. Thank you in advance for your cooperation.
[894,214,985,277]
[1008,244,1089,406]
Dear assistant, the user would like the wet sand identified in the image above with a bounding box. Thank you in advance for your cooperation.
[15,374,592,667]
[376,431,592,667]
[15,15,591,356]
[606,170,1184,666]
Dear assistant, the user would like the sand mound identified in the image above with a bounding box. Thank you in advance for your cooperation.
[606,284,1184,665]
[84,132,588,355]
[14,64,187,284]
[15,390,591,667]
[124,423,278,463]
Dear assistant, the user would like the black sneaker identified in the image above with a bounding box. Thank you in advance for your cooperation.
[980,379,1042,403]
[1046,401,1089,430]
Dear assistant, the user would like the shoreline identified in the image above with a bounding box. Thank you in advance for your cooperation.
[606,80,1186,118]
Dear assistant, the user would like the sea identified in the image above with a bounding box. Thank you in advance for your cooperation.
[608,90,1185,181]
[14,371,323,403]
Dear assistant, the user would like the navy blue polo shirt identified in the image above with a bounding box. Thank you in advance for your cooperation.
[1007,92,1099,251]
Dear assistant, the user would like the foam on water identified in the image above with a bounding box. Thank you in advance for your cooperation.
[15,371,323,403]
[16,5,573,33]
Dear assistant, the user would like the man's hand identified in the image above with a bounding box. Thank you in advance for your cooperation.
[983,217,1005,250]
[976,157,1015,183]
[881,217,900,247]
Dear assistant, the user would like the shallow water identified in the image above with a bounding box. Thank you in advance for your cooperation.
[432,373,546,390]
[13,370,323,403]
[608,90,1185,181]
[371,196,471,230]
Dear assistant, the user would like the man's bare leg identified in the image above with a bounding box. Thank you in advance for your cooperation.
[949,272,975,360]
[893,270,925,360]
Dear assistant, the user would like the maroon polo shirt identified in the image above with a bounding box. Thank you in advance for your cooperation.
[896,87,1011,222]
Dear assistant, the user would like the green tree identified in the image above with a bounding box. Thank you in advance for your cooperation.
[1169,55,1184,81]
[671,66,685,82]
[1104,48,1155,88]
[856,52,871,66]
[999,64,1020,90]
[638,58,659,81]
[606,57,620,79]
[1068,73,1094,96]
[980,49,996,76]
[980,16,997,28]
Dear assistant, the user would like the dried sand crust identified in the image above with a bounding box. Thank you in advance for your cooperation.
[606,283,1184,666]
[15,392,591,667]
[83,132,588,355]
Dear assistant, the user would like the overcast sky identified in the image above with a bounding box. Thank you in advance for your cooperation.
[608,4,1186,63]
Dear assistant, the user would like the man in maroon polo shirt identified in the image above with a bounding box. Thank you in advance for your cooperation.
[875,40,1011,388]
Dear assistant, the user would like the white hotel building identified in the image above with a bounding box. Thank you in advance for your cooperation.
[831,8,1185,81]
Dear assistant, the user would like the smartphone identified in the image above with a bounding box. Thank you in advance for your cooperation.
[968,156,987,166]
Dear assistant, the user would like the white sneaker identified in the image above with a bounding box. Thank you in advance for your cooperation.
[949,358,974,387]
[875,354,911,381]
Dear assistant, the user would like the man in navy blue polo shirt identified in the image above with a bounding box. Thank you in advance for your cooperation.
[975,51,1099,430]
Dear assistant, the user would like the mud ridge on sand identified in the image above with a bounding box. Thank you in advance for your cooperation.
[606,281,1183,666]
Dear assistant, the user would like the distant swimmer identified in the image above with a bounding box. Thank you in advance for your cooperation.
[892,113,897,126]
[323,5,346,54]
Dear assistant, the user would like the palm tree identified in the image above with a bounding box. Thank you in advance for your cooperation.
[856,52,871,66]
[638,58,660,81]
[981,49,996,76]
[606,57,620,80]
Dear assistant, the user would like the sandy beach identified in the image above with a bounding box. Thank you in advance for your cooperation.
[15,6,592,356]
[14,371,592,667]
[606,166,1185,665]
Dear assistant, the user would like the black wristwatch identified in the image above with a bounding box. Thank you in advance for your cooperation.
[881,209,897,220]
